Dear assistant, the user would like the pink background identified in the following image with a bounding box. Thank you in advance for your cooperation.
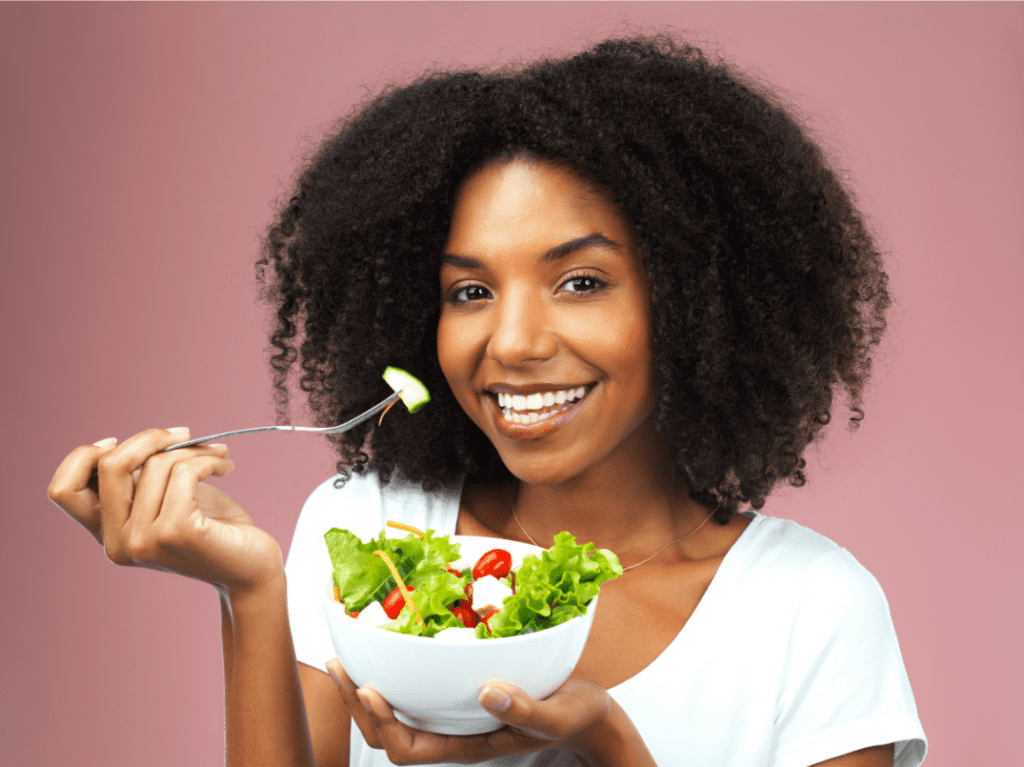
[2,3,1021,765]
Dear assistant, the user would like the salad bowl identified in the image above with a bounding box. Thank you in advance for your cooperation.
[322,535,600,735]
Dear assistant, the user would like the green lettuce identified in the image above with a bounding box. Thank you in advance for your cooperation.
[324,527,621,640]
[324,527,467,636]
[476,531,622,638]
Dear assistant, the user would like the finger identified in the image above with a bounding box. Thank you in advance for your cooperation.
[341,679,561,766]
[352,686,431,761]
[161,452,235,514]
[48,438,120,543]
[479,679,610,742]
[325,659,384,750]
[148,452,235,561]
[97,427,190,564]
[129,444,230,531]
[354,686,516,765]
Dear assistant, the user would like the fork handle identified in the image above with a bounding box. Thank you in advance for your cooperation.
[161,426,283,451]
[160,390,402,451]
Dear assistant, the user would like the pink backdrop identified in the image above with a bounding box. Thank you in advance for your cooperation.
[3,3,1021,765]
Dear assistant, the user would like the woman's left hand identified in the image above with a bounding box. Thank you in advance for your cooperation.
[326,659,643,766]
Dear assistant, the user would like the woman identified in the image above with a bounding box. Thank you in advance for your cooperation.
[48,34,926,766]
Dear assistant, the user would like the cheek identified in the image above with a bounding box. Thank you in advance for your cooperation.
[435,318,461,389]
[436,314,486,410]
[577,310,653,385]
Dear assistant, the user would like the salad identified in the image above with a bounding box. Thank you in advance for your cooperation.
[325,523,622,639]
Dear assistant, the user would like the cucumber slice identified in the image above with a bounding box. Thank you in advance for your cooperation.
[382,367,431,413]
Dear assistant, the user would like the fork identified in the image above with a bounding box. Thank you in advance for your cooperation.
[159,390,403,452]
[85,390,402,492]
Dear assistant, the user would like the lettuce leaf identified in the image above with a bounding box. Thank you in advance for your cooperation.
[325,527,621,640]
[324,527,466,631]
[476,531,622,638]
[384,569,468,637]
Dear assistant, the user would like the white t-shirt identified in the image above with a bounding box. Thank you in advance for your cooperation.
[285,472,927,767]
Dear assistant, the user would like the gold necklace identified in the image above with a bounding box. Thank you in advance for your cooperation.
[510,494,715,572]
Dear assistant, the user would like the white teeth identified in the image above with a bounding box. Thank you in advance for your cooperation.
[496,385,591,422]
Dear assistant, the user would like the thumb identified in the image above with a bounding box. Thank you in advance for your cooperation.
[478,678,610,741]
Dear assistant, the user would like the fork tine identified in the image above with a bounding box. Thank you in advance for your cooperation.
[322,391,402,433]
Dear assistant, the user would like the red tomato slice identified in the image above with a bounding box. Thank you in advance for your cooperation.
[382,585,415,620]
[472,549,512,580]
[445,564,463,578]
[450,604,478,628]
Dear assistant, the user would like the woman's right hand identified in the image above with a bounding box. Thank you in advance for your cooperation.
[47,427,284,597]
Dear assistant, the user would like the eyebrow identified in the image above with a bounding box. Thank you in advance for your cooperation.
[441,232,620,270]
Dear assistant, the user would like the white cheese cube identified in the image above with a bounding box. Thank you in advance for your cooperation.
[472,575,513,615]
[355,600,392,627]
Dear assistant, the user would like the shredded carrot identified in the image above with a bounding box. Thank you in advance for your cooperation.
[386,520,425,538]
[378,397,400,425]
[373,549,424,624]
[333,585,342,603]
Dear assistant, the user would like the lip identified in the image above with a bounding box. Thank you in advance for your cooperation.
[483,383,595,441]
[485,382,593,396]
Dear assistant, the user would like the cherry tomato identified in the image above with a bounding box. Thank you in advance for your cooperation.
[445,564,463,578]
[450,604,478,628]
[348,610,361,618]
[382,585,415,620]
[472,549,512,580]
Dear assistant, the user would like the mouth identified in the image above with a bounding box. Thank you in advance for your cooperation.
[484,384,595,438]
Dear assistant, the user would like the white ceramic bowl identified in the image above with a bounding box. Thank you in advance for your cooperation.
[322,535,599,735]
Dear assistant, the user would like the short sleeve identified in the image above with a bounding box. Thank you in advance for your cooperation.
[771,550,927,767]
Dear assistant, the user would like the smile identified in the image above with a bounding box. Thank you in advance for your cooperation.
[497,387,588,424]
[483,384,595,439]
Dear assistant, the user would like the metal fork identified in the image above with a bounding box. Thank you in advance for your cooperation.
[160,390,402,451]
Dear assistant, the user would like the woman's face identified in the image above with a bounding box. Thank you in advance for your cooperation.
[437,157,658,486]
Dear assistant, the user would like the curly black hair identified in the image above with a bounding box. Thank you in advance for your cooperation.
[255,33,890,524]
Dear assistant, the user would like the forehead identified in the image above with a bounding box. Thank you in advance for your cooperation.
[445,159,630,253]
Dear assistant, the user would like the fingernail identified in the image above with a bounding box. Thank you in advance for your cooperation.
[325,660,341,690]
[92,437,117,448]
[356,688,373,714]
[167,427,190,436]
[207,443,227,449]
[480,685,511,712]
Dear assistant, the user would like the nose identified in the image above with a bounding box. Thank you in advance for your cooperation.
[486,286,558,367]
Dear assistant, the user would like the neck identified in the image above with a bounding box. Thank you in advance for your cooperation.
[511,419,712,556]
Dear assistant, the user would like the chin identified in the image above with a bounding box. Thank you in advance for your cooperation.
[496,449,592,488]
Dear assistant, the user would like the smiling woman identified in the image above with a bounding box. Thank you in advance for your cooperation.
[438,158,659,487]
[49,31,925,767]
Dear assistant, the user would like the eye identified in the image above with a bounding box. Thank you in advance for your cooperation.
[445,283,492,305]
[559,273,607,294]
